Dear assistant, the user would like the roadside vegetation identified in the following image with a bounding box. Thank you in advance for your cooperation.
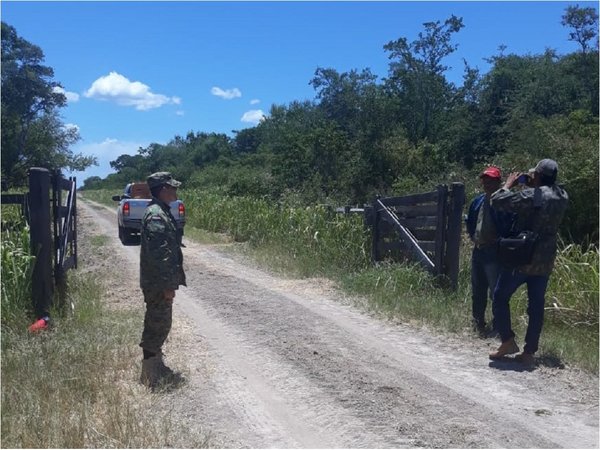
[1,206,210,448]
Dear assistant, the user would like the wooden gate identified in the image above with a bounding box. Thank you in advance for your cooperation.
[366,183,465,289]
[52,169,78,287]
[0,168,77,319]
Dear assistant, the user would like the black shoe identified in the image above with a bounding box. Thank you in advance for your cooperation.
[472,320,487,338]
[158,361,186,388]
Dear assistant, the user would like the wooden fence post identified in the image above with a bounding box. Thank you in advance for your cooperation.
[28,168,53,319]
[434,185,448,277]
[445,183,465,290]
[73,177,78,270]
[371,196,380,263]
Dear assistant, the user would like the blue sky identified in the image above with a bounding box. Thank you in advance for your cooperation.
[2,1,596,182]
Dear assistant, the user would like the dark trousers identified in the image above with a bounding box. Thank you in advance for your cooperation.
[140,289,172,355]
[492,269,550,354]
[471,247,500,327]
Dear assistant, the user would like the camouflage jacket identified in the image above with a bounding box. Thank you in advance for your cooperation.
[140,198,186,292]
[490,185,568,276]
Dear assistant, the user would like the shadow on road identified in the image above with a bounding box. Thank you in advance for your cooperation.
[489,353,566,372]
[488,357,536,373]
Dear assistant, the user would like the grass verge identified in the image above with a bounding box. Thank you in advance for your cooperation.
[1,211,211,448]
[1,270,210,448]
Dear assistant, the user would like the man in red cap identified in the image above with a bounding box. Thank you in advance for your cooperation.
[465,166,513,336]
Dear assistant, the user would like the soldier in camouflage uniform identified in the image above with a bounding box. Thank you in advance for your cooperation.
[139,172,187,389]
[488,159,568,365]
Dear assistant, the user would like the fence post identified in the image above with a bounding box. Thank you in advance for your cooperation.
[73,177,77,270]
[434,185,448,277]
[28,168,53,319]
[444,183,465,290]
[371,196,381,263]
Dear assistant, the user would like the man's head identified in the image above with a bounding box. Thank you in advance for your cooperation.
[530,159,558,186]
[479,166,502,195]
[147,172,181,203]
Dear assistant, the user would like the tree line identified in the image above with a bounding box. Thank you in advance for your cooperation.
[2,7,598,243]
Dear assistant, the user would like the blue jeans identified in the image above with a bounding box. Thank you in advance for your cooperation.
[492,269,550,354]
[471,247,500,327]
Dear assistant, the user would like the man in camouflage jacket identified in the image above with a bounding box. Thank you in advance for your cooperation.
[488,159,568,365]
[139,172,186,388]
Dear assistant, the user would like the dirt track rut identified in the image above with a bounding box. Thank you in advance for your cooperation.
[79,198,599,448]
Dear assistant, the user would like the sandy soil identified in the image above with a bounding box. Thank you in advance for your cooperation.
[77,197,599,449]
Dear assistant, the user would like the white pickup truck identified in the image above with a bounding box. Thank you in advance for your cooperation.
[112,182,186,245]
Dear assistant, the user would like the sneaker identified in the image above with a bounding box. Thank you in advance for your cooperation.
[515,352,535,366]
[489,338,520,360]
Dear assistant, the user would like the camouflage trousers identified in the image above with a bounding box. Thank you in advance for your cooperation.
[139,289,173,354]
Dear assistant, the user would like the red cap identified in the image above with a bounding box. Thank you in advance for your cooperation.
[480,166,501,179]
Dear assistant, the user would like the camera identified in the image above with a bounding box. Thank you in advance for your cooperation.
[518,174,529,184]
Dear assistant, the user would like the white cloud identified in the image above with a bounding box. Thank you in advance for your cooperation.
[241,109,265,124]
[211,86,242,100]
[53,86,80,102]
[250,99,260,105]
[84,72,179,110]
[175,110,185,116]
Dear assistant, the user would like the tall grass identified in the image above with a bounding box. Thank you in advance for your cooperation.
[1,217,35,328]
[78,189,117,208]
[182,190,370,277]
[537,243,599,369]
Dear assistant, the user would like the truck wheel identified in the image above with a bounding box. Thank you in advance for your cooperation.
[127,229,141,245]
[118,225,126,244]
[124,228,140,245]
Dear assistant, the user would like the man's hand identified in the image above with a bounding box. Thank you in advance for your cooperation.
[164,289,176,301]
[504,172,521,190]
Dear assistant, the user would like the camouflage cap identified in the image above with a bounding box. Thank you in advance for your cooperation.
[531,159,558,178]
[147,172,182,190]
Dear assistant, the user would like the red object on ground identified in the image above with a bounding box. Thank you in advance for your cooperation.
[28,318,48,333]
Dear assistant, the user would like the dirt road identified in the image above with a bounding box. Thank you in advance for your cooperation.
[78,198,598,448]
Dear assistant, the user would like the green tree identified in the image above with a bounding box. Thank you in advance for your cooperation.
[384,15,464,145]
[1,22,95,185]
[233,127,262,155]
[561,5,599,116]
[81,176,103,190]
[561,5,599,54]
